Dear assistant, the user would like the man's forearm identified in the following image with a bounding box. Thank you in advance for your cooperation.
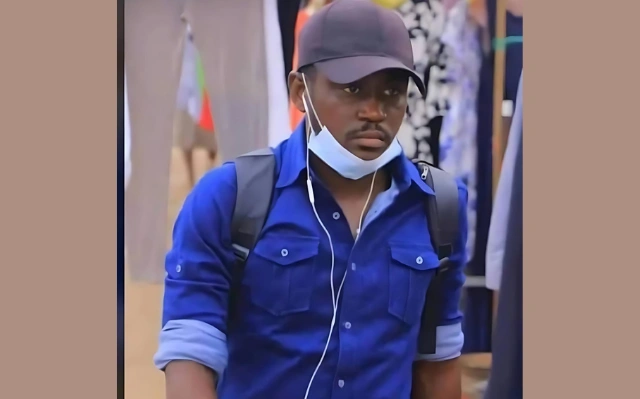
[166,360,219,399]
[411,358,461,399]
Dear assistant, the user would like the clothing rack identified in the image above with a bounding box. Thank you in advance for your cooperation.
[489,0,509,337]
[492,0,508,195]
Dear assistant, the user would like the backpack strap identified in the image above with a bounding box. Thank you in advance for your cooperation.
[413,160,460,355]
[228,147,277,322]
[230,147,277,263]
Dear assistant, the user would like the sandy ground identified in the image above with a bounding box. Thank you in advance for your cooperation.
[125,148,217,399]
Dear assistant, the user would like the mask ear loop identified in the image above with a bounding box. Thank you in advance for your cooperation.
[302,94,315,204]
[301,73,324,131]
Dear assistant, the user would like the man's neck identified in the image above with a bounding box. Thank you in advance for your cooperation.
[309,155,391,200]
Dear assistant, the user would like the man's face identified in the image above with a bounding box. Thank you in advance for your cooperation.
[289,68,409,161]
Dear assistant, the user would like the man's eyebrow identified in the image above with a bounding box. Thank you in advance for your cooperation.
[328,79,361,87]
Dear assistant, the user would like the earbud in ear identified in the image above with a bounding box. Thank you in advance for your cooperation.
[302,92,307,113]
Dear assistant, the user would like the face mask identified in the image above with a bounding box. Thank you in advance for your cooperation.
[301,74,403,180]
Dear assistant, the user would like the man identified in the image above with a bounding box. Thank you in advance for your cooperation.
[154,1,468,398]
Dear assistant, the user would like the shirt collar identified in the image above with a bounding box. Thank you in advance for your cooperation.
[274,120,434,196]
[274,121,308,189]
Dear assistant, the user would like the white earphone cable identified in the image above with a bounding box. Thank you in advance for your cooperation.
[302,96,377,398]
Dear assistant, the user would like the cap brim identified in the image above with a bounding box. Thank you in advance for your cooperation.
[314,55,426,98]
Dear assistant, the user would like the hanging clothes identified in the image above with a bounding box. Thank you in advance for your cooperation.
[125,0,274,283]
[186,0,271,161]
[395,0,492,352]
[265,0,293,146]
[125,0,188,283]
[396,0,450,165]
[486,71,523,290]
[461,0,523,353]
[503,13,523,105]
[461,53,493,352]
[438,0,482,262]
[278,0,303,84]
[175,24,215,132]
[486,0,523,106]
[174,23,217,152]
[484,73,523,399]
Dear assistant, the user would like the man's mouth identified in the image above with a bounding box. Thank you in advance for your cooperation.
[352,130,387,149]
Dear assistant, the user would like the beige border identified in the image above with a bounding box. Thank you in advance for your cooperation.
[0,1,116,398]
[524,1,640,396]
[3,0,634,397]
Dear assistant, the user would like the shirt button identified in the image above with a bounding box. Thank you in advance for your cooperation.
[176,264,182,273]
[281,248,289,257]
[344,321,352,329]
[416,256,423,265]
[332,212,340,220]
[338,380,345,388]
[351,262,356,271]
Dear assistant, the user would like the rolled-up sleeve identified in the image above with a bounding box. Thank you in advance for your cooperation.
[153,163,238,376]
[416,181,468,362]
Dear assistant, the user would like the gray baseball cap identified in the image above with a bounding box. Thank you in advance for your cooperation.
[297,0,426,97]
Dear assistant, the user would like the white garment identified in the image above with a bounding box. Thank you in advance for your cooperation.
[439,1,482,261]
[176,24,202,123]
[124,71,132,190]
[264,0,292,147]
[486,72,523,290]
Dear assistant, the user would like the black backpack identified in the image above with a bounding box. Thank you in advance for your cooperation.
[229,148,459,355]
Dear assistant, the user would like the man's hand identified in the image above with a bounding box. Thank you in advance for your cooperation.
[411,358,461,399]
[165,360,218,399]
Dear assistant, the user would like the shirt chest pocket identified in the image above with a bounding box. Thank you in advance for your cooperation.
[388,242,441,326]
[247,235,320,317]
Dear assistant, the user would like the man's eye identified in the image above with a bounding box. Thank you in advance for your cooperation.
[384,88,400,96]
[343,86,360,94]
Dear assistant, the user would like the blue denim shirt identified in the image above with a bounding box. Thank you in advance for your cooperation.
[154,122,468,399]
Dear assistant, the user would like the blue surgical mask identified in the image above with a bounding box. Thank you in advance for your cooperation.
[301,74,403,180]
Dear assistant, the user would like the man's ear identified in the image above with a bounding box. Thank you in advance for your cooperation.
[288,72,306,114]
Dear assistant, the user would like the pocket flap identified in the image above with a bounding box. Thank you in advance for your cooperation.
[253,235,320,266]
[389,242,440,271]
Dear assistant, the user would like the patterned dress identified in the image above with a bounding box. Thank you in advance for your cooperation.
[396,0,450,165]
[438,0,482,260]
[397,0,481,260]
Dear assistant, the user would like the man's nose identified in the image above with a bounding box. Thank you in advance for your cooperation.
[357,97,386,123]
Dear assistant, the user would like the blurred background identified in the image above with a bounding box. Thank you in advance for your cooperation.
[123,0,523,398]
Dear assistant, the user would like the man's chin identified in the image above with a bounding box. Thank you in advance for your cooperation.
[350,145,389,161]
